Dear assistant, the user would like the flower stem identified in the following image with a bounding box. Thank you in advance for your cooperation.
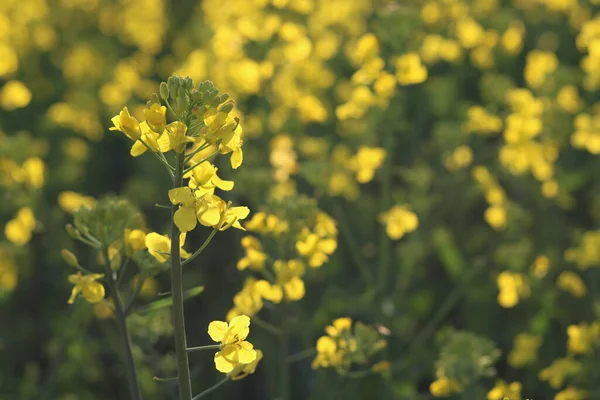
[171,152,193,400]
[183,149,220,175]
[186,344,221,353]
[378,128,393,293]
[103,248,143,400]
[191,377,229,400]
[113,292,144,400]
[279,310,290,400]
[181,229,218,266]
[286,348,316,364]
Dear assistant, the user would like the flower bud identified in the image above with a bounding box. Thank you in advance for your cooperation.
[219,102,234,114]
[65,224,79,239]
[184,76,193,91]
[61,249,79,267]
[159,82,169,100]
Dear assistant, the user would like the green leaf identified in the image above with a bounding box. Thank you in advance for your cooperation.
[432,226,466,279]
[131,286,204,315]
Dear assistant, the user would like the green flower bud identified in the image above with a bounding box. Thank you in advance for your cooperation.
[61,249,79,267]
[65,224,79,239]
[218,93,230,103]
[184,76,193,91]
[159,82,169,100]
[150,93,160,105]
[219,102,234,114]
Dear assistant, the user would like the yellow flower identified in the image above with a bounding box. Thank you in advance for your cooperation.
[508,333,542,367]
[94,299,115,319]
[185,161,234,196]
[236,236,267,271]
[484,205,506,230]
[539,357,582,389]
[125,229,147,253]
[456,18,484,49]
[531,255,550,278]
[110,107,142,141]
[312,335,342,369]
[22,157,45,189]
[131,275,159,299]
[395,53,428,85]
[227,349,263,380]
[348,147,386,183]
[556,85,583,113]
[5,207,36,246]
[143,103,167,133]
[273,259,306,301]
[208,315,257,373]
[554,387,588,400]
[203,110,244,169]
[379,205,418,240]
[145,232,191,263]
[557,271,587,297]
[497,271,530,308]
[430,376,463,397]
[164,121,190,153]
[130,121,162,157]
[67,272,105,304]
[487,380,522,400]
[295,228,337,268]
[57,191,96,214]
[1,80,32,110]
[168,187,220,233]
[567,322,600,355]
[325,317,352,337]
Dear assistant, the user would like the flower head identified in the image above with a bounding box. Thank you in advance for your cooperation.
[208,315,257,373]
[110,107,141,141]
[67,272,105,304]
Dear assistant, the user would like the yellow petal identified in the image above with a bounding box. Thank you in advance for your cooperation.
[174,207,198,233]
[198,208,221,227]
[229,315,251,340]
[214,352,236,373]
[157,133,171,152]
[231,147,243,169]
[130,140,147,157]
[168,187,193,205]
[237,341,257,364]
[208,320,229,342]
[213,175,234,191]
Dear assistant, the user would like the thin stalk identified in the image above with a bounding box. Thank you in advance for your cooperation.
[125,275,146,315]
[181,229,218,266]
[286,348,316,364]
[186,344,221,353]
[252,315,283,336]
[334,207,374,286]
[183,149,220,175]
[378,129,393,293]
[192,378,229,400]
[170,152,193,400]
[184,142,211,164]
[116,256,131,287]
[279,310,290,400]
[138,138,175,177]
[104,248,142,400]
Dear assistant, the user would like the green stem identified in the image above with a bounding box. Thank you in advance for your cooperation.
[252,314,283,335]
[184,142,211,164]
[104,248,143,400]
[378,129,393,293]
[170,152,193,400]
[279,309,290,400]
[186,344,221,353]
[286,348,316,364]
[183,149,220,175]
[334,207,374,286]
[181,229,218,266]
[191,377,229,400]
[125,274,146,315]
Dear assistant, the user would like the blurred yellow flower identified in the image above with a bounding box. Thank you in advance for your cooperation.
[1,80,32,110]
[395,53,428,85]
[67,272,105,304]
[57,191,96,214]
[557,271,587,297]
[380,205,418,240]
[5,207,36,246]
